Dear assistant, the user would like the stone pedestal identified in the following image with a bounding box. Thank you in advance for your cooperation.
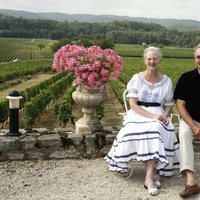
[72,85,107,134]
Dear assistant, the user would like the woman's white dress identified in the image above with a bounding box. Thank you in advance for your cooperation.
[105,73,180,176]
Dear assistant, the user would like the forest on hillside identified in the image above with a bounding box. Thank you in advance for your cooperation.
[1,15,200,47]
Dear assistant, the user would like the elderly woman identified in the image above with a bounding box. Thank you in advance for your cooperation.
[105,46,180,196]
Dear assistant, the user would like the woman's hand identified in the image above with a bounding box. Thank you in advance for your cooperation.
[153,115,169,125]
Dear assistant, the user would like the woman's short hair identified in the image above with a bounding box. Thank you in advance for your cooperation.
[143,46,162,60]
[194,44,200,52]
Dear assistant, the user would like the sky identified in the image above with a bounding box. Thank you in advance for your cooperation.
[1,0,200,21]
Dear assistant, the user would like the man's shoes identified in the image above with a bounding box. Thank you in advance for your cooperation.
[179,184,200,198]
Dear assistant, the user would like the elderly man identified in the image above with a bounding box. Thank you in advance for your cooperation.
[174,44,200,198]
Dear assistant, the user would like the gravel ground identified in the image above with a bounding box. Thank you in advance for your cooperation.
[0,154,200,200]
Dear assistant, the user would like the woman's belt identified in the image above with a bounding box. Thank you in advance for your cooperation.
[137,101,161,107]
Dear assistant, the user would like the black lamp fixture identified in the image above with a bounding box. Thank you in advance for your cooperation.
[6,90,23,136]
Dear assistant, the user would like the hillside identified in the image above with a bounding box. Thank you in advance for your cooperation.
[1,8,200,31]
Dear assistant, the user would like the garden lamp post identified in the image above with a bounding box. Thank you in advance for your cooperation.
[6,90,23,136]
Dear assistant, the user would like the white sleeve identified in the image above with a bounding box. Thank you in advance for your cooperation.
[126,74,139,98]
[164,77,174,106]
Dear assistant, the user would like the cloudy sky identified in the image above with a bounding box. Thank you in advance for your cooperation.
[1,0,200,21]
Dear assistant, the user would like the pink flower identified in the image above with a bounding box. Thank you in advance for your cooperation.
[52,45,123,89]
[82,72,88,79]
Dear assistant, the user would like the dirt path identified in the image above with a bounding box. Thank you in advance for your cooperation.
[0,74,53,100]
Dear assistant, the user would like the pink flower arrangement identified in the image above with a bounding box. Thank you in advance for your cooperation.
[52,45,123,89]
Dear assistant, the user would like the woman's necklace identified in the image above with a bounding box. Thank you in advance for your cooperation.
[143,71,159,90]
[149,84,155,90]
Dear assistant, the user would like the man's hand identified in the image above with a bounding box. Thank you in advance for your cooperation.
[191,124,200,137]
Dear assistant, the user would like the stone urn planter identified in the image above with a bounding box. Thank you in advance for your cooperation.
[72,85,107,134]
[52,45,123,133]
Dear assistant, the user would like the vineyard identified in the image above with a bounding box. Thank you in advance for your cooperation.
[114,44,194,58]
[0,38,196,130]
[0,38,54,62]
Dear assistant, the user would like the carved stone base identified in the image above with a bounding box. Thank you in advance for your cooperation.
[72,85,107,134]
[75,119,103,134]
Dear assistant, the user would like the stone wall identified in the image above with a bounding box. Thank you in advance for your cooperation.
[0,127,120,161]
[0,126,199,161]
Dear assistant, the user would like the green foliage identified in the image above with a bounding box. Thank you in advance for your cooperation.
[75,38,94,47]
[57,102,74,126]
[22,72,68,102]
[0,60,52,84]
[37,43,45,49]
[110,80,126,104]
[114,44,194,58]
[24,101,39,128]
[24,73,73,129]
[0,41,198,128]
[120,57,194,87]
[50,38,71,53]
[0,100,9,123]
[54,86,75,127]
[0,38,53,62]
[96,105,105,120]
[1,15,200,48]
[95,38,114,49]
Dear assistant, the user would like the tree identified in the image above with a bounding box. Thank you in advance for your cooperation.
[50,38,72,53]
[75,38,94,47]
[95,38,114,49]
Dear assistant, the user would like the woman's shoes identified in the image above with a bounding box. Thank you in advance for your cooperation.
[126,167,134,178]
[154,175,161,188]
[144,181,159,196]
